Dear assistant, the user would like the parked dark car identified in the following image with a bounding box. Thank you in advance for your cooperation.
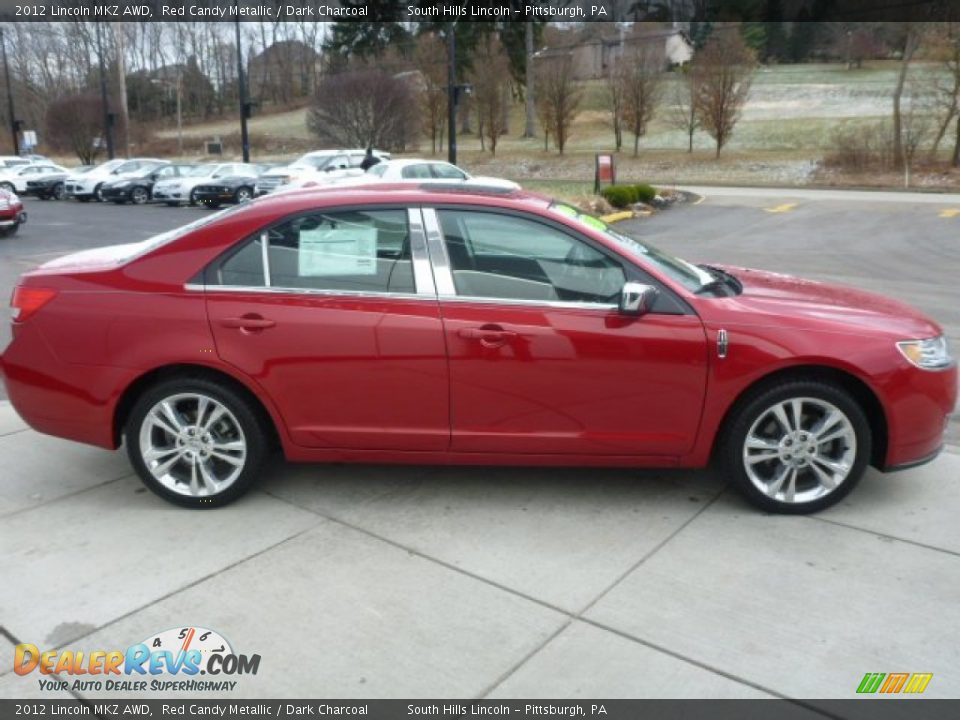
[193,174,259,208]
[100,164,197,205]
[24,172,71,200]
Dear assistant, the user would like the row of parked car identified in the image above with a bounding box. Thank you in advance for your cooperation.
[0,149,518,211]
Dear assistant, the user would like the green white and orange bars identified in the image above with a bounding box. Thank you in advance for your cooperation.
[857,672,933,694]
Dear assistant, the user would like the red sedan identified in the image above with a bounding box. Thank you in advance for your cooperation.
[1,185,955,512]
[0,188,26,237]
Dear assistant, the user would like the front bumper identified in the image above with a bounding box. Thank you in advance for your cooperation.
[881,363,957,470]
[152,189,184,201]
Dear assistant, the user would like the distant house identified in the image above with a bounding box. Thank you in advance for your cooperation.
[535,27,694,81]
[247,40,322,104]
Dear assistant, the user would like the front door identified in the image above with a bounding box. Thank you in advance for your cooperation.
[423,207,708,457]
[206,206,449,451]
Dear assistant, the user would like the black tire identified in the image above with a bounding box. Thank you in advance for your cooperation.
[130,186,149,205]
[0,182,14,193]
[53,182,66,200]
[94,183,105,201]
[125,376,268,509]
[204,201,221,210]
[188,189,198,206]
[719,379,871,514]
[234,186,253,203]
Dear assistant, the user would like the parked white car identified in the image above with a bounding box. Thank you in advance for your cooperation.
[353,159,520,189]
[152,162,260,206]
[0,162,70,193]
[0,156,32,171]
[254,149,390,195]
[64,158,168,202]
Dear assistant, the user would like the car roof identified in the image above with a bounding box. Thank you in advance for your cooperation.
[245,183,548,216]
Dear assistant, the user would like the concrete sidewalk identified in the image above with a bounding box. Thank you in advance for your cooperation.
[1,400,958,702]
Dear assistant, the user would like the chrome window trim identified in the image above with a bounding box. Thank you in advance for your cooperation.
[421,207,456,296]
[436,293,617,312]
[260,231,271,287]
[183,283,434,302]
[407,207,437,297]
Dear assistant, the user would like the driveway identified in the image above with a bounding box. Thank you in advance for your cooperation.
[1,189,959,703]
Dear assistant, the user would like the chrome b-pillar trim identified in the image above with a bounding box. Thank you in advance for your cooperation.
[260,231,272,287]
[421,207,456,296]
[407,208,437,296]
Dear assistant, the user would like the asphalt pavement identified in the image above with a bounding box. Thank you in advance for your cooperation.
[1,189,959,702]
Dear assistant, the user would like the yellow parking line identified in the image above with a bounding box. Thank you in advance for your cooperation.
[939,208,960,218]
[599,210,634,223]
[764,203,799,214]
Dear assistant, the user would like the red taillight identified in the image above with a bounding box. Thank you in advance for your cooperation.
[10,287,57,322]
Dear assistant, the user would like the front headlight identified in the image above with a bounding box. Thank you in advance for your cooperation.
[897,336,954,370]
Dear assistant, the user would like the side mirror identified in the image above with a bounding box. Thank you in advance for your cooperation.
[619,282,658,316]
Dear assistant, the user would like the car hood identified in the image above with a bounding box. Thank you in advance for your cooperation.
[715,265,940,338]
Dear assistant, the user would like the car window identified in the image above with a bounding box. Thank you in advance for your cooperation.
[327,155,349,170]
[217,209,415,294]
[368,164,388,177]
[437,210,625,304]
[431,164,467,180]
[348,154,365,168]
[401,164,434,180]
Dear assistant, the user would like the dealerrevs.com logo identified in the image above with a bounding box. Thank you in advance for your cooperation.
[856,672,933,695]
[14,626,260,693]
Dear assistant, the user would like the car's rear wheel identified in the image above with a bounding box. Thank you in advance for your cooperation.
[720,380,870,514]
[234,186,252,203]
[130,186,149,205]
[126,378,267,508]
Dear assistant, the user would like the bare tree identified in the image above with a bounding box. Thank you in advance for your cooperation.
[44,93,108,163]
[524,22,536,137]
[472,37,511,156]
[307,68,419,151]
[605,63,625,151]
[621,44,664,157]
[694,28,756,159]
[535,54,582,155]
[413,34,447,155]
[670,66,701,153]
[924,23,960,163]
[892,25,926,170]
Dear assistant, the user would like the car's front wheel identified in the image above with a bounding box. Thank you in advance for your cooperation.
[53,182,66,200]
[126,378,268,508]
[130,186,149,205]
[720,379,871,514]
[234,186,252,203]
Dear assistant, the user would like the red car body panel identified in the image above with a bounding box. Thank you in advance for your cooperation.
[1,186,955,474]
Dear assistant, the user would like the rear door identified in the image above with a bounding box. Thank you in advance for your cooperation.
[205,206,449,451]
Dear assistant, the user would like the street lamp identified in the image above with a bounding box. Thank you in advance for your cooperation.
[0,27,18,156]
[446,25,472,166]
[234,16,250,163]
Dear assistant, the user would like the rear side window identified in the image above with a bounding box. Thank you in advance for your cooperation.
[431,164,467,180]
[401,164,433,179]
[215,209,415,294]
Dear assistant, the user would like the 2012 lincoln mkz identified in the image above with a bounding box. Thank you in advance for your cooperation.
[1,185,955,512]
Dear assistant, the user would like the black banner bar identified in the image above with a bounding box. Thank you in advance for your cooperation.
[1,699,958,720]
[0,0,958,23]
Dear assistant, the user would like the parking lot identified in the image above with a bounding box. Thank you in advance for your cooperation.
[1,189,959,704]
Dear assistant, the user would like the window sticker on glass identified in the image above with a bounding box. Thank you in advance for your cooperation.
[298,222,378,276]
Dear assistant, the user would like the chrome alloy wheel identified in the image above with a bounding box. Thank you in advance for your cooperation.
[138,393,247,497]
[742,397,856,505]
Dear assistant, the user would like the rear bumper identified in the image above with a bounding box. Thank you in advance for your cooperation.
[0,210,25,227]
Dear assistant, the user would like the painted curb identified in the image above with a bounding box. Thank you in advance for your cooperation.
[599,211,635,223]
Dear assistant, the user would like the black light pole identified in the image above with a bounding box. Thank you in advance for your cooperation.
[94,22,115,159]
[447,24,456,165]
[0,28,18,156]
[235,16,250,163]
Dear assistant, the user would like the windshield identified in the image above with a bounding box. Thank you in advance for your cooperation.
[295,154,337,170]
[185,165,214,177]
[549,203,713,292]
[93,159,125,173]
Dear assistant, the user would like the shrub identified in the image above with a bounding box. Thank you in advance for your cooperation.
[601,185,635,208]
[600,183,658,208]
